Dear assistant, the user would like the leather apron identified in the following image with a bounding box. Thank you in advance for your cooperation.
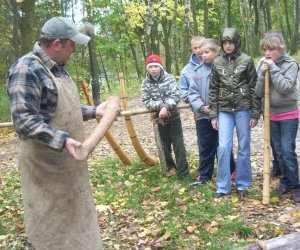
[18,56,102,249]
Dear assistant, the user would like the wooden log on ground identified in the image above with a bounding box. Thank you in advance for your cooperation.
[234,232,300,250]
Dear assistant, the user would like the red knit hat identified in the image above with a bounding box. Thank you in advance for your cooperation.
[146,54,163,69]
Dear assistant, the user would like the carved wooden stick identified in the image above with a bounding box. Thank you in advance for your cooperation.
[75,96,121,160]
[262,70,271,205]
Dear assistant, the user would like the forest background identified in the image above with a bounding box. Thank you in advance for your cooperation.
[0,0,299,122]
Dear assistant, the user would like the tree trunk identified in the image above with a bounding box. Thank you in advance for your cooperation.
[10,0,21,59]
[150,21,160,55]
[220,0,229,29]
[161,19,172,73]
[253,0,260,35]
[97,52,111,91]
[85,5,101,104]
[125,30,142,78]
[263,0,272,31]
[191,0,198,35]
[239,0,250,53]
[182,0,191,66]
[144,1,154,56]
[275,0,289,50]
[290,0,299,55]
[283,0,292,39]
[20,0,35,55]
[203,0,208,36]
[172,0,180,76]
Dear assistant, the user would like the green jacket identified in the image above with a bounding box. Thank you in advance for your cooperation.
[209,28,261,119]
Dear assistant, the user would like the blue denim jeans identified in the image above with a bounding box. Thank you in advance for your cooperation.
[195,119,236,182]
[271,119,300,189]
[216,110,252,194]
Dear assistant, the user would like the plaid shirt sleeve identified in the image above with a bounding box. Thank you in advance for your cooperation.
[7,56,69,151]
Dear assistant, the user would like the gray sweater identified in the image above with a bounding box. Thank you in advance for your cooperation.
[255,54,299,114]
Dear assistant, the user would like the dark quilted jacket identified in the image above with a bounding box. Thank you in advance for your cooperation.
[209,28,261,119]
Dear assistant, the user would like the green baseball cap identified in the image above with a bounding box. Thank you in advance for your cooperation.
[40,16,90,44]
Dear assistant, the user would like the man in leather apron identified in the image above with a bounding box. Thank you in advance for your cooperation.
[7,16,112,249]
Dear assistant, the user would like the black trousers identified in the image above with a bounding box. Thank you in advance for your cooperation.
[158,117,189,177]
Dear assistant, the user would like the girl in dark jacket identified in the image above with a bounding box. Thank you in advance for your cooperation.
[209,28,261,198]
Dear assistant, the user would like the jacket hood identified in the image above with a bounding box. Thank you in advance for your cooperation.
[221,27,240,53]
[190,53,201,66]
[276,53,299,67]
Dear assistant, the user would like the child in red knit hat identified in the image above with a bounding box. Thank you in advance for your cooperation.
[141,54,190,179]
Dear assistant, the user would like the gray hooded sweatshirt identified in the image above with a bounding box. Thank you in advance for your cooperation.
[255,53,299,114]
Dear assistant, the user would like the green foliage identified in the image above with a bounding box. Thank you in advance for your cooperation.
[101,77,142,100]
[0,84,11,122]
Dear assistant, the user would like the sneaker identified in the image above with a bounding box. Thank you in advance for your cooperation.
[189,176,205,186]
[215,192,227,198]
[165,167,176,177]
[236,189,247,197]
[182,173,190,180]
[231,170,236,180]
[271,170,281,178]
[272,185,291,195]
[291,188,300,203]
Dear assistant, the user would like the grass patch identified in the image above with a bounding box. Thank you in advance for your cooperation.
[100,77,142,100]
[0,84,11,122]
[0,156,289,249]
[87,158,256,249]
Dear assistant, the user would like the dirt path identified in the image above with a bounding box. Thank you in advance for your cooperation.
[2,98,300,177]
[0,98,266,174]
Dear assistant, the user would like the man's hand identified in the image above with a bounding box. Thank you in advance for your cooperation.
[211,118,218,130]
[95,101,108,118]
[65,138,86,161]
[96,97,121,119]
[159,106,171,118]
[250,118,258,128]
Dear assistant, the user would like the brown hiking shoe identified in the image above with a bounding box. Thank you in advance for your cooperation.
[291,188,300,203]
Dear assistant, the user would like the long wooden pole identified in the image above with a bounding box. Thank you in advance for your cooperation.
[0,104,190,128]
[151,114,168,175]
[262,70,271,205]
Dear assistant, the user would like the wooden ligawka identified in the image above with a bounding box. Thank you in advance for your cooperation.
[75,96,121,160]
[118,73,159,166]
[262,70,271,205]
[78,77,133,165]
